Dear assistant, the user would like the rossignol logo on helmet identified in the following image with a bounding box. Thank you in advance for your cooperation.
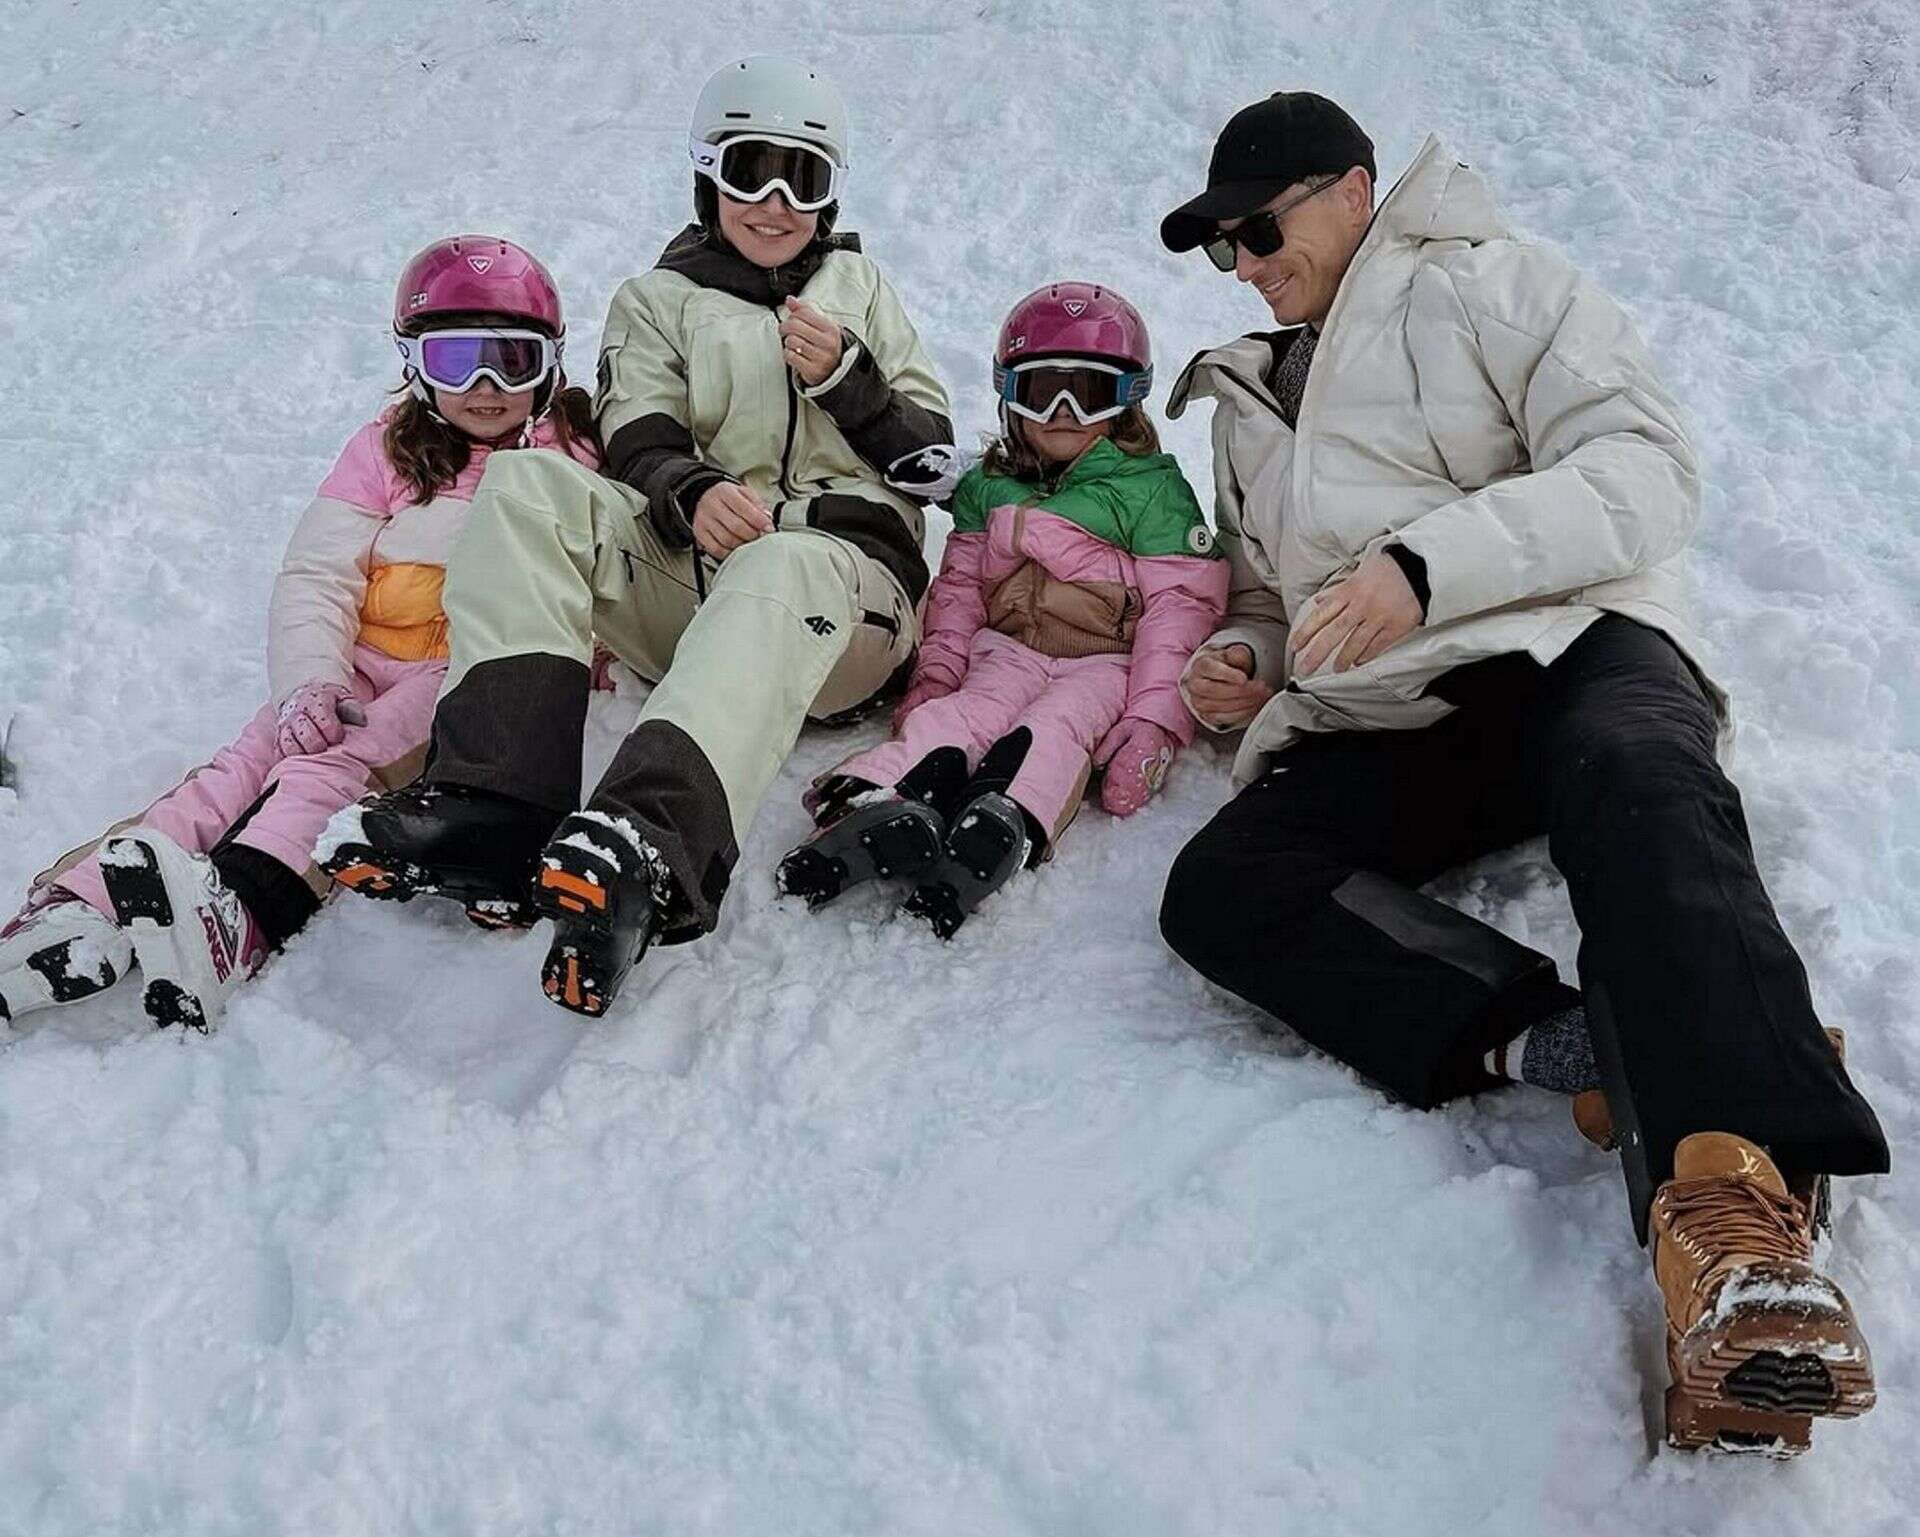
[409,291,429,309]
[467,256,494,274]
[1063,300,1088,317]
[1008,333,1027,353]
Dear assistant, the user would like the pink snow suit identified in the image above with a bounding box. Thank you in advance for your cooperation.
[831,438,1227,843]
[38,410,599,916]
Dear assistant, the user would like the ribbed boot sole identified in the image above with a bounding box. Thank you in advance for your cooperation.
[143,978,208,1034]
[1666,1289,1875,1456]
[531,841,653,1017]
[777,802,944,909]
[100,842,173,927]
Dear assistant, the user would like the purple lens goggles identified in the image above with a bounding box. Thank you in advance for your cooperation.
[395,328,560,394]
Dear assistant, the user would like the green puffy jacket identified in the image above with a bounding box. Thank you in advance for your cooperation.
[595,225,954,602]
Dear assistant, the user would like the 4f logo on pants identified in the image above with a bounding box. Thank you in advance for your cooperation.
[804,615,836,637]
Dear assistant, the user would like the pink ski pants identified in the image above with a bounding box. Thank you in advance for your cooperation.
[838,628,1130,843]
[47,645,444,916]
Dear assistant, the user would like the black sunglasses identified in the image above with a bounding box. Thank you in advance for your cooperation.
[1203,177,1343,272]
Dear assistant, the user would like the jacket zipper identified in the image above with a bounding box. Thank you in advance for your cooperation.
[773,295,800,501]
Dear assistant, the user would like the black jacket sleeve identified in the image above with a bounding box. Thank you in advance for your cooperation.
[603,414,732,549]
[807,332,956,504]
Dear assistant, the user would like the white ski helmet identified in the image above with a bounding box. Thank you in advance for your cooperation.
[689,55,850,168]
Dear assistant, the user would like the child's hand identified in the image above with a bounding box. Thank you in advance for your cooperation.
[276,681,356,757]
[692,482,775,558]
[779,298,845,388]
[1094,718,1178,817]
[891,678,953,734]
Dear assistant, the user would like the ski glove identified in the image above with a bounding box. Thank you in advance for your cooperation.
[891,677,955,735]
[276,682,356,757]
[1093,718,1178,817]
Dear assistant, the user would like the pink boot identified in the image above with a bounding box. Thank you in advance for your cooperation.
[100,832,268,1033]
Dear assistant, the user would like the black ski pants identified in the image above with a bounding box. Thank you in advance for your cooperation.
[1160,617,1888,1234]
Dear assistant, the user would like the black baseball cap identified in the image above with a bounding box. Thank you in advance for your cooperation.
[1161,92,1376,252]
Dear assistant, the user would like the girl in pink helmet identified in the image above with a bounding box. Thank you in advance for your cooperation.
[778,282,1230,936]
[0,236,600,1035]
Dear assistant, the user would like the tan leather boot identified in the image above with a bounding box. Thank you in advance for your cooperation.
[1651,1131,1875,1456]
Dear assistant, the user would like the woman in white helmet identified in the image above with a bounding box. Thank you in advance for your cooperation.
[324,56,956,1020]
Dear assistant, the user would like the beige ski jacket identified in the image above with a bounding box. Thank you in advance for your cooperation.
[595,226,953,603]
[1169,135,1726,786]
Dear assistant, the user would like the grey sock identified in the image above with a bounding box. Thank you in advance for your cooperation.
[1518,1004,1600,1094]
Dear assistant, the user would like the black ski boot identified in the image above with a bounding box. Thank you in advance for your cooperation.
[529,812,668,1017]
[320,784,558,929]
[778,748,967,910]
[900,790,1034,940]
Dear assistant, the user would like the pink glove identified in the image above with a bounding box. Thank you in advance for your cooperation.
[1094,718,1178,817]
[276,681,355,756]
[890,677,955,734]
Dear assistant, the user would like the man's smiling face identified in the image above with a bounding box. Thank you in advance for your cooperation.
[1221,168,1373,328]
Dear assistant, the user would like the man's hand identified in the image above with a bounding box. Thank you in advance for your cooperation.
[778,298,845,388]
[1288,548,1423,677]
[1185,643,1275,729]
[692,481,774,558]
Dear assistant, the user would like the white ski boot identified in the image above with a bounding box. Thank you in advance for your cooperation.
[0,891,133,1025]
[100,832,266,1033]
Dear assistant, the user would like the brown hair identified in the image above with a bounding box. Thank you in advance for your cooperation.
[382,382,599,505]
[980,405,1161,483]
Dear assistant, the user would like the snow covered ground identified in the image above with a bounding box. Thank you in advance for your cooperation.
[3,0,1916,1530]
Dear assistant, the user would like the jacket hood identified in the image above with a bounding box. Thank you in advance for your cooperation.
[654,222,864,306]
[1366,134,1507,250]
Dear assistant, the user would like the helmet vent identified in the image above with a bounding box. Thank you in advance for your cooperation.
[803,119,828,131]
[724,110,751,119]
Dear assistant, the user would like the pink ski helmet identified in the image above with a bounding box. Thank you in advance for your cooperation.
[998,280,1144,425]
[392,235,565,337]
[994,281,1151,375]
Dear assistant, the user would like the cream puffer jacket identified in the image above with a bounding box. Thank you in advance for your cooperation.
[1170,135,1727,786]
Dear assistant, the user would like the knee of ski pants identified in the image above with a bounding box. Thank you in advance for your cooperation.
[716,528,856,605]
[470,447,607,535]
[1159,810,1346,974]
[1546,693,1728,859]
[713,532,912,717]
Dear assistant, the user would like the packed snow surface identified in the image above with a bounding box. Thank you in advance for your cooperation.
[3,0,1917,1532]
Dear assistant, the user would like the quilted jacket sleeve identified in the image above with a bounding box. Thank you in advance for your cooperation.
[1127,552,1231,742]
[1392,242,1699,627]
[266,422,387,701]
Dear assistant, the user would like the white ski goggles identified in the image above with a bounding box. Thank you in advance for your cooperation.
[393,327,562,394]
[995,358,1152,425]
[690,133,843,212]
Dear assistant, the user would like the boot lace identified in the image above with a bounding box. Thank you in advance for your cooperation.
[1661,1176,1810,1267]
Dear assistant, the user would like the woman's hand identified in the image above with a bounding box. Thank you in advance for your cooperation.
[692,481,774,558]
[778,298,845,388]
[1185,643,1274,729]
[1288,549,1422,676]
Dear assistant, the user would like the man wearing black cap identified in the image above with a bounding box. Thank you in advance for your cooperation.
[1155,92,1888,1456]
